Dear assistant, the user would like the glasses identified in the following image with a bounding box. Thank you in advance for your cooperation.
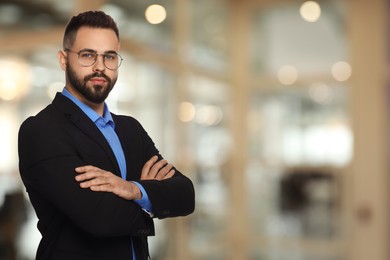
[64,48,123,70]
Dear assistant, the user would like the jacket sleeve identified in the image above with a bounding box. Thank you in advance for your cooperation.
[132,119,196,219]
[18,117,154,237]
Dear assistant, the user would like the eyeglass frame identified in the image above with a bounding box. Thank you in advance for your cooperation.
[64,48,123,70]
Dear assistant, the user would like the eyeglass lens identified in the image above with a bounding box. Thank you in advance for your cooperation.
[78,50,122,70]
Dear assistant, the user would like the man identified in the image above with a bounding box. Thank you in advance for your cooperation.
[18,10,195,260]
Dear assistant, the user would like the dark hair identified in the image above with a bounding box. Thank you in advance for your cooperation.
[63,10,119,48]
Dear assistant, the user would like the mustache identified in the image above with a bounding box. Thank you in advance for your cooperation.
[84,72,111,82]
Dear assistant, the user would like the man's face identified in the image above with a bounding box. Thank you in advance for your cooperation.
[64,27,120,104]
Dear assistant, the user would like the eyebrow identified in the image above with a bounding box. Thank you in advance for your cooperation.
[80,48,118,54]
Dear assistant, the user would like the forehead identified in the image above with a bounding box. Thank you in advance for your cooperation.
[73,27,120,51]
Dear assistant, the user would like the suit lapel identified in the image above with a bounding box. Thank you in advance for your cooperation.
[114,116,140,181]
[52,93,122,176]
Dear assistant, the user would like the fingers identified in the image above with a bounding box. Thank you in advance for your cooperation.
[155,163,175,180]
[78,176,110,188]
[75,167,108,182]
[141,156,176,180]
[141,156,159,179]
[164,169,175,179]
[75,165,100,173]
[74,166,112,189]
[150,159,168,177]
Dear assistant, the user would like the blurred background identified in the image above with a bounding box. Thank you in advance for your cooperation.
[0,0,389,259]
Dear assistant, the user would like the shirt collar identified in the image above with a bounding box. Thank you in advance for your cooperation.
[61,87,115,128]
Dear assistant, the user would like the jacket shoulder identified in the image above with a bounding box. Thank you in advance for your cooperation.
[111,113,146,132]
[19,103,64,133]
[111,113,139,124]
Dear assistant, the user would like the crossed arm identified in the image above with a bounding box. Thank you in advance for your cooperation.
[74,155,175,201]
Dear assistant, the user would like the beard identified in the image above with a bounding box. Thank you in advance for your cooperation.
[66,63,117,104]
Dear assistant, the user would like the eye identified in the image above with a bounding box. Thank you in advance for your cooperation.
[79,52,96,59]
[104,54,117,61]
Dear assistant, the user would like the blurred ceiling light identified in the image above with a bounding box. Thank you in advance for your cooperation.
[195,105,223,126]
[277,65,298,85]
[145,4,167,25]
[331,61,352,82]
[179,102,196,122]
[309,82,334,104]
[300,1,321,22]
[0,57,31,101]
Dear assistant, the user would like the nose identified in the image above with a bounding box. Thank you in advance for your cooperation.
[93,54,105,72]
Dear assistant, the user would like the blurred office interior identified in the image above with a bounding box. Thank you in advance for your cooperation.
[0,0,389,259]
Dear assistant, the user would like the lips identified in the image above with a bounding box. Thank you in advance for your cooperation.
[89,77,107,84]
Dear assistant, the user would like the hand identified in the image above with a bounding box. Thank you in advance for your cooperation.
[75,166,141,200]
[141,155,175,180]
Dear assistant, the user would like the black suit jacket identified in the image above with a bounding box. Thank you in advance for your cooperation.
[18,93,195,260]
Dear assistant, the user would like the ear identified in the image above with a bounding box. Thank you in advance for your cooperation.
[58,50,67,71]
